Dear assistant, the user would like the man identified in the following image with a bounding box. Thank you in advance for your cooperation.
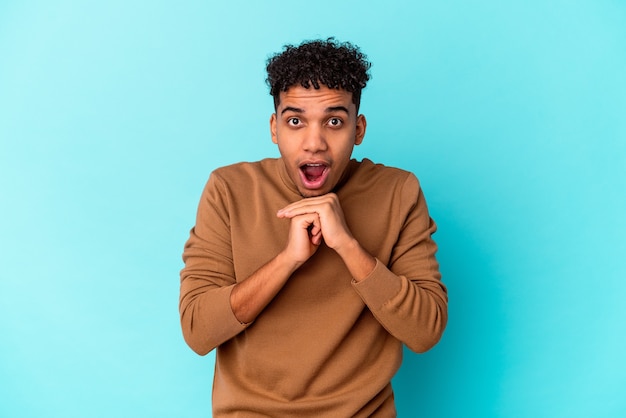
[179,38,447,417]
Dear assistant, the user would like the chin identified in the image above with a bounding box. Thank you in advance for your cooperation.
[299,190,323,198]
[298,187,329,198]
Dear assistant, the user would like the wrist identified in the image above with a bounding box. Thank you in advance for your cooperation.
[276,249,305,274]
[336,239,376,281]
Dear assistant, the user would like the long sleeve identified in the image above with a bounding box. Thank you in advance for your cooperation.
[352,173,448,353]
[177,159,447,416]
[179,172,248,355]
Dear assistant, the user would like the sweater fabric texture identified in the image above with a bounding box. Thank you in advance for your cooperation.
[180,157,448,417]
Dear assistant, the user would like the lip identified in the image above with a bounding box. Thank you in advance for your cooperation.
[298,160,330,190]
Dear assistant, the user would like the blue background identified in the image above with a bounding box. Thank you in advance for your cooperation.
[1,1,625,417]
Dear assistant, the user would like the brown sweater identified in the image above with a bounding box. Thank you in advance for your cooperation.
[180,158,447,417]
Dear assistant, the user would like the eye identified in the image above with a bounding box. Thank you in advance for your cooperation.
[287,117,301,126]
[328,117,343,127]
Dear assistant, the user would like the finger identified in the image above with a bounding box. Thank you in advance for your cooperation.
[277,195,335,217]
[278,204,311,218]
[304,214,323,245]
[277,202,325,218]
[310,229,323,246]
[306,221,323,242]
[293,213,320,233]
[307,218,321,237]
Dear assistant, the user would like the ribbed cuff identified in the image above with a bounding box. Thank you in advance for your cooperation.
[352,259,402,310]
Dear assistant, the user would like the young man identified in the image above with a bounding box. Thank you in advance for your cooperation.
[180,38,447,417]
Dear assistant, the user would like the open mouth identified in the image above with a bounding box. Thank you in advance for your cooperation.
[299,163,329,189]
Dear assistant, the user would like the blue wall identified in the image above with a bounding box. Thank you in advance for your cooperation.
[1,1,624,417]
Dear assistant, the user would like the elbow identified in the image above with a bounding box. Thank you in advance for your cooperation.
[179,286,246,355]
[407,305,448,354]
[182,331,215,356]
[408,328,445,353]
[180,309,219,356]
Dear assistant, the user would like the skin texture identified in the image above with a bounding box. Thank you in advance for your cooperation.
[229,86,377,324]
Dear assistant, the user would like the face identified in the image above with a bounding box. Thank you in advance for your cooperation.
[270,85,367,197]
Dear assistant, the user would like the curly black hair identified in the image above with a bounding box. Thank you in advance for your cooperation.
[266,38,371,111]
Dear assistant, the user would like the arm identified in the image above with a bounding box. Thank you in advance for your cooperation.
[353,175,447,353]
[277,174,447,353]
[180,173,323,355]
[179,173,243,355]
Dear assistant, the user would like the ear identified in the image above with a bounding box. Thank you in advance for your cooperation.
[270,113,278,144]
[355,114,367,145]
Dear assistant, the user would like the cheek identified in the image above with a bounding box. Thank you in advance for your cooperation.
[336,140,356,158]
[276,142,298,163]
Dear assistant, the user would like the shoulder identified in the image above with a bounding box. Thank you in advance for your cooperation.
[201,158,287,209]
[211,158,279,182]
[340,159,427,216]
[350,158,421,193]
[205,158,279,191]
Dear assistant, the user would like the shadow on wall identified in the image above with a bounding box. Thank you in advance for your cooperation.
[392,210,507,417]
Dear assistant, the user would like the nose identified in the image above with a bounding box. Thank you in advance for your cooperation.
[302,126,328,153]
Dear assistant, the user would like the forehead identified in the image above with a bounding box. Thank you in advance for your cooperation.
[278,85,354,112]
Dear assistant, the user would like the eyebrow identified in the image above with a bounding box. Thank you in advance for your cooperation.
[280,106,351,115]
[280,106,303,115]
[326,106,350,115]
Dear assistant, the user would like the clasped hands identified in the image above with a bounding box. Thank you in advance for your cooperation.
[276,193,355,265]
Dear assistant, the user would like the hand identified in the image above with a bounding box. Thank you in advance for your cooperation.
[277,193,376,281]
[281,211,323,266]
[277,193,354,252]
